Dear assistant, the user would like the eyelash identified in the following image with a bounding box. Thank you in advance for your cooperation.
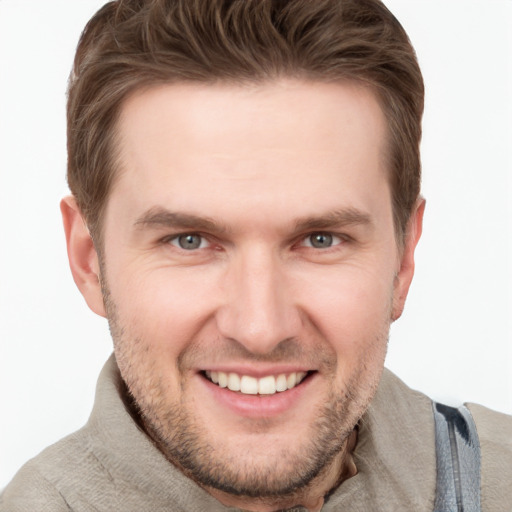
[300,232,345,250]
[160,231,349,253]
[161,233,212,251]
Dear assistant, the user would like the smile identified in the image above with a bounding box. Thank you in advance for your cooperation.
[204,370,310,395]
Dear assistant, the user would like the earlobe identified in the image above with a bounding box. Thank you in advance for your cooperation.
[391,198,425,321]
[60,196,106,318]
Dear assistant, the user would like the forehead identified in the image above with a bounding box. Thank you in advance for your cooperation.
[109,79,391,231]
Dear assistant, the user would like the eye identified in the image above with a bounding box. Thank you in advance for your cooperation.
[169,233,209,250]
[303,232,342,249]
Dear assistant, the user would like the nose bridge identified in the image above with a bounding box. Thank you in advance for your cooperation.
[217,244,299,355]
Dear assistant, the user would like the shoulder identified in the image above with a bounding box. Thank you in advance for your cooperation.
[1,457,70,511]
[466,403,512,512]
[0,427,104,511]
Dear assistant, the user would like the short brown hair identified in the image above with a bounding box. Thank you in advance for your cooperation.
[67,0,424,244]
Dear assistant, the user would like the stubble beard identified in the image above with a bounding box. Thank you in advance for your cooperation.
[139,371,364,499]
[101,281,389,501]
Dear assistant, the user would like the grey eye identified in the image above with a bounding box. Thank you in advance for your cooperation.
[308,233,334,249]
[175,234,204,250]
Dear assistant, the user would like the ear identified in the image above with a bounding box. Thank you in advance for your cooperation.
[61,196,106,318]
[391,198,425,321]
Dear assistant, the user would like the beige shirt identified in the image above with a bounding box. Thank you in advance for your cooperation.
[2,355,511,511]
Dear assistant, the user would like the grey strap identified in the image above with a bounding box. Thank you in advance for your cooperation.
[432,402,482,512]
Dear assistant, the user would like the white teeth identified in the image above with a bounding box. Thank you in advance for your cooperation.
[218,372,228,388]
[258,375,277,395]
[240,375,259,394]
[206,370,308,395]
[276,374,288,392]
[227,373,241,392]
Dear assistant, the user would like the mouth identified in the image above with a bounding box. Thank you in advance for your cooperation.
[203,370,313,395]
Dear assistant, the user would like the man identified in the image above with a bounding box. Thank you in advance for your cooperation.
[1,0,511,511]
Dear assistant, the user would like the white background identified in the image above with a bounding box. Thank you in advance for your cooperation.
[0,0,511,489]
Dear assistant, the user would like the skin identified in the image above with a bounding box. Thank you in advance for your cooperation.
[62,79,424,511]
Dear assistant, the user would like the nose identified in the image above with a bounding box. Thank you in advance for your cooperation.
[216,245,301,355]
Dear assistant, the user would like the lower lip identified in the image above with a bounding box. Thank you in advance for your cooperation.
[200,373,316,418]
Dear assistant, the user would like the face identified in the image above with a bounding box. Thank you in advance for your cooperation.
[83,80,419,503]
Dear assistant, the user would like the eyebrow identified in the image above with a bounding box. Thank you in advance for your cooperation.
[134,207,228,234]
[134,206,372,235]
[292,208,373,233]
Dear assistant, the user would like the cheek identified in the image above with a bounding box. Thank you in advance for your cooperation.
[296,265,394,351]
[108,266,220,354]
